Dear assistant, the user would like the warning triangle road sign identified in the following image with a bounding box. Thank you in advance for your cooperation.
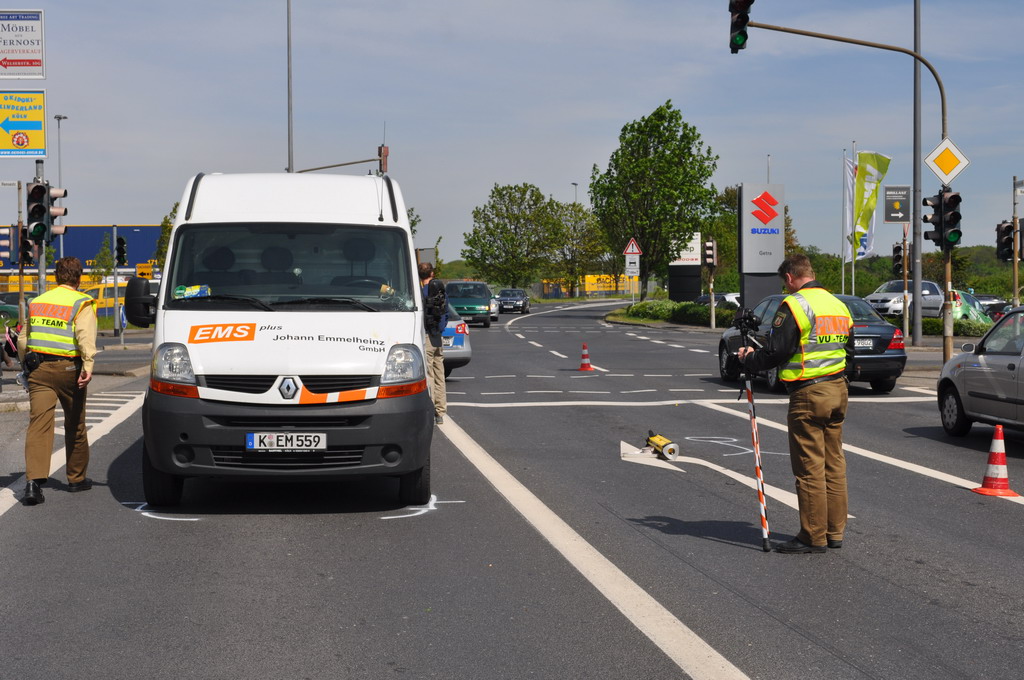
[623,238,643,255]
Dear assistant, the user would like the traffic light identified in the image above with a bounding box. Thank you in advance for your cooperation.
[996,220,1014,262]
[892,243,903,278]
[26,181,49,243]
[19,227,34,266]
[940,190,962,249]
[0,225,10,264]
[116,236,127,266]
[48,185,68,237]
[922,190,945,247]
[729,0,754,54]
[703,240,718,268]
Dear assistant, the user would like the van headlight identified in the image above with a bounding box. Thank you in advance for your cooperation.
[381,343,425,384]
[152,343,196,384]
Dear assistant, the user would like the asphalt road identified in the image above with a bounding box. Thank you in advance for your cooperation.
[1,305,1020,679]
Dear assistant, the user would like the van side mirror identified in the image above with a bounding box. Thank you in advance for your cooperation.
[124,276,156,328]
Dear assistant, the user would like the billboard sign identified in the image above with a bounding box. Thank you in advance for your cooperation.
[739,183,785,274]
[0,11,44,79]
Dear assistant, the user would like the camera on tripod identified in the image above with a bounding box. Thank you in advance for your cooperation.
[732,308,762,337]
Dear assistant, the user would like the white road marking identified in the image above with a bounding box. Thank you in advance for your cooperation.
[529,341,544,348]
[439,418,750,680]
[121,501,201,522]
[0,391,146,518]
[550,351,568,359]
[481,392,516,396]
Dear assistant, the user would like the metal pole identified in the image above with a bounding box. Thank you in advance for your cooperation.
[34,159,44,297]
[286,0,294,173]
[912,0,923,345]
[112,224,121,340]
[841,149,846,295]
[1014,176,1020,307]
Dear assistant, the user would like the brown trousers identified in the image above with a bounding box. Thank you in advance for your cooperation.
[786,377,849,547]
[424,335,447,417]
[25,359,90,483]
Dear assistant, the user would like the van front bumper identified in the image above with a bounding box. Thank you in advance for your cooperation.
[142,389,433,478]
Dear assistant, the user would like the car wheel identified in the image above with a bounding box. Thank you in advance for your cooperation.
[870,378,898,393]
[399,455,431,506]
[0,310,10,321]
[483,320,491,328]
[521,306,529,314]
[765,366,785,393]
[142,443,185,507]
[939,385,972,436]
[719,344,740,381]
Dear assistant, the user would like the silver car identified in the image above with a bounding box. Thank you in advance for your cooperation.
[865,280,943,318]
[937,307,1024,435]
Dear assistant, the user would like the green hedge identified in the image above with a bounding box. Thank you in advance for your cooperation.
[626,301,992,337]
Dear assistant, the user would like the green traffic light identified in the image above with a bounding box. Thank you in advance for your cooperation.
[731,33,748,48]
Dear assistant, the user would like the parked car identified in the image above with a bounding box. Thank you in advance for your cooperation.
[445,280,494,327]
[0,291,37,306]
[719,294,907,393]
[489,297,499,321]
[497,288,531,314]
[938,306,1024,436]
[0,302,17,322]
[954,290,994,326]
[865,280,943,317]
[441,303,471,377]
[695,292,741,307]
[973,294,1006,316]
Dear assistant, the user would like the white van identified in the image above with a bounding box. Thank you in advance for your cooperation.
[124,172,432,507]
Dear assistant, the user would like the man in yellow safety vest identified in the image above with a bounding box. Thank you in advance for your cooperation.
[737,254,855,554]
[17,256,97,506]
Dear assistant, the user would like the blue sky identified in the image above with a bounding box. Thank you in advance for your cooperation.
[21,1,1024,263]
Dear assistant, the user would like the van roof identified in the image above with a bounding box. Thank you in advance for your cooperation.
[181,173,408,227]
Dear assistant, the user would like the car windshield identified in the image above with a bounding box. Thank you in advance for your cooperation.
[447,283,490,298]
[499,289,521,297]
[874,281,908,294]
[163,222,415,312]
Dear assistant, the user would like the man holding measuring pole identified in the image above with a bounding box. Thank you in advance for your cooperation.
[737,254,854,554]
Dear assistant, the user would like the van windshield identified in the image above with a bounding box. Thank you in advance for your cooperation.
[164,222,415,312]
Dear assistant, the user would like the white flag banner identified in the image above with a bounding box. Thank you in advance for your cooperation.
[847,151,892,261]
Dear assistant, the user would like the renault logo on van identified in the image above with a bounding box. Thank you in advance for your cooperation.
[279,377,298,400]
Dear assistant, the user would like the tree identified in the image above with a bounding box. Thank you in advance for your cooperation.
[154,202,178,270]
[407,207,421,237]
[590,100,719,300]
[91,233,115,286]
[462,183,553,287]
[544,200,604,297]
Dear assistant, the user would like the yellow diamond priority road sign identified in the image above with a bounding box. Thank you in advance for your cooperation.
[924,138,969,185]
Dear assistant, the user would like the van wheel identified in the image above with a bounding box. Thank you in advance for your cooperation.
[399,455,431,506]
[719,344,740,381]
[142,444,184,507]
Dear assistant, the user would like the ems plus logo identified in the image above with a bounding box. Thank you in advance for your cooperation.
[750,191,779,225]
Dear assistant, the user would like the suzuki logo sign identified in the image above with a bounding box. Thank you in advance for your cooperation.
[750,191,779,225]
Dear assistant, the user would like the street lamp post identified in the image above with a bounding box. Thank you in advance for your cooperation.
[54,114,68,258]
[571,182,578,203]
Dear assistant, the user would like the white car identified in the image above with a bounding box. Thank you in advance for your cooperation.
[865,280,944,317]
[937,306,1024,435]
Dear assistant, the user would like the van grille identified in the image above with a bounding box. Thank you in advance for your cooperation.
[205,414,369,429]
[210,445,365,470]
[199,375,376,395]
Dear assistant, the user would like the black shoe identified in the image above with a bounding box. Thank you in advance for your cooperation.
[22,480,44,506]
[827,539,843,549]
[68,478,93,493]
[775,538,826,554]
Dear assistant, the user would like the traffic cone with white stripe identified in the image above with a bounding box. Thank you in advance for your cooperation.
[578,343,594,371]
[972,425,1020,497]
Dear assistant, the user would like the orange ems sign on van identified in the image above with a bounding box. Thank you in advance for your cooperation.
[188,323,256,344]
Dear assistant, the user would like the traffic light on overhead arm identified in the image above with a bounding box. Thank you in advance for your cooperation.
[922,190,944,248]
[996,220,1014,262]
[116,236,127,266]
[892,243,903,278]
[729,0,754,53]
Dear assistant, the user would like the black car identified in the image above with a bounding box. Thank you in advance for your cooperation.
[496,288,531,314]
[718,294,907,393]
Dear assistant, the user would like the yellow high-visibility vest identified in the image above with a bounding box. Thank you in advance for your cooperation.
[26,286,94,357]
[779,288,852,382]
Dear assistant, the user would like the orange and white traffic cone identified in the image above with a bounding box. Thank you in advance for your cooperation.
[578,343,594,371]
[972,425,1020,497]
